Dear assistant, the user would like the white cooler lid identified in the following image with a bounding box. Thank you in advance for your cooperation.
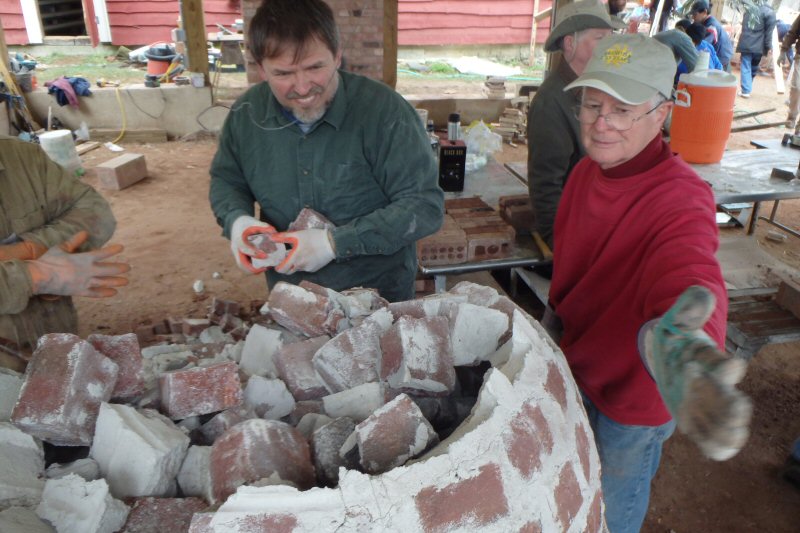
[678,69,737,87]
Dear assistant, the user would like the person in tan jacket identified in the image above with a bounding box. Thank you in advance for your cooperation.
[0,134,128,365]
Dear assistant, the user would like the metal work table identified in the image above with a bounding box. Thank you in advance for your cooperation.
[419,159,548,292]
[505,146,800,237]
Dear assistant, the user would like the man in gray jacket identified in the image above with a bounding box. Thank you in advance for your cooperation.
[736,0,776,97]
[526,0,624,255]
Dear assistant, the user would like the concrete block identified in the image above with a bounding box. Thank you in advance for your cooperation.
[177,445,214,503]
[242,375,296,419]
[35,474,129,533]
[0,368,23,422]
[0,422,45,509]
[0,507,54,532]
[11,333,118,446]
[89,403,190,498]
[95,153,147,190]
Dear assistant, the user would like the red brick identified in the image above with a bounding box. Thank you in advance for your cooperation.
[11,333,118,446]
[518,522,543,533]
[463,224,515,262]
[268,282,335,338]
[545,361,568,410]
[231,513,298,532]
[379,316,455,395]
[88,333,145,402]
[586,492,604,533]
[200,409,247,444]
[576,423,592,482]
[498,194,531,209]
[502,204,536,235]
[273,336,330,401]
[210,419,314,503]
[504,402,553,479]
[95,153,148,190]
[211,298,240,318]
[182,318,211,337]
[415,463,509,532]
[285,400,324,426]
[555,462,583,528]
[159,361,243,420]
[355,394,437,474]
[288,207,335,231]
[122,497,207,532]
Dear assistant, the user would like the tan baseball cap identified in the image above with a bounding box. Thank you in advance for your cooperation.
[544,0,627,53]
[564,33,677,104]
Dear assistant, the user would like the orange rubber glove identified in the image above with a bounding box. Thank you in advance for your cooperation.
[0,240,48,261]
[26,231,130,298]
[230,215,276,274]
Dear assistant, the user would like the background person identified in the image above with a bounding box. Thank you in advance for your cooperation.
[778,13,800,131]
[209,0,443,302]
[548,33,751,532]
[527,0,624,258]
[690,0,734,71]
[0,135,128,365]
[734,0,775,98]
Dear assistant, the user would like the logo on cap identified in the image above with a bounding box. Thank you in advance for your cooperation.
[603,44,632,67]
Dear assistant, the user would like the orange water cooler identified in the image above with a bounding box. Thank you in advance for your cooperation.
[670,69,737,164]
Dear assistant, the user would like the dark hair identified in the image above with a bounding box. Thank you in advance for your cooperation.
[686,22,708,45]
[674,18,692,31]
[248,0,340,64]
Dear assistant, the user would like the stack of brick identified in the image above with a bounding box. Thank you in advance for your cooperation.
[493,107,527,144]
[498,194,536,236]
[483,76,507,99]
[417,197,516,267]
[0,280,602,532]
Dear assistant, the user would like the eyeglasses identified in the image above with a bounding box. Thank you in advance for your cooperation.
[573,101,665,131]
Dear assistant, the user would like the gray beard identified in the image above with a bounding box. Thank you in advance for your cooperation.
[292,73,339,124]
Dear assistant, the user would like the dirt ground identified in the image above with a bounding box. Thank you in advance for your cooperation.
[69,67,800,532]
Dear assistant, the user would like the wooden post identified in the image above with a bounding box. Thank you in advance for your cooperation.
[383,0,398,88]
[181,0,210,83]
[773,25,785,94]
[0,23,9,69]
[529,0,541,66]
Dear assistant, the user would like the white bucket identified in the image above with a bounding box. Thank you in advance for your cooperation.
[190,72,205,88]
[39,130,83,176]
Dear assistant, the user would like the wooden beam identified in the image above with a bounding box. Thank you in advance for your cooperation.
[383,0,398,88]
[773,26,785,94]
[181,0,210,83]
[0,24,9,70]
[529,0,542,67]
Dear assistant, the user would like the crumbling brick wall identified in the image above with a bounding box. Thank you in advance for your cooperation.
[242,0,391,86]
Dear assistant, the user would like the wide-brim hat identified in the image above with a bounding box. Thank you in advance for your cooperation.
[544,0,627,53]
[563,33,676,104]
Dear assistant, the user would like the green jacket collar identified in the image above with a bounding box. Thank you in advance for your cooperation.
[263,70,346,132]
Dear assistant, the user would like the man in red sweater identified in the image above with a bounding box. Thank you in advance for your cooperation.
[545,33,752,533]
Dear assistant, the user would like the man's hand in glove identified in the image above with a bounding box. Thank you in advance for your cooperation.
[644,285,752,461]
[778,50,788,68]
[273,229,335,275]
[26,231,129,298]
[230,215,275,274]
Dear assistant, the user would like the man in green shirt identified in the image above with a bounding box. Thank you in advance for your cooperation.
[0,135,128,364]
[209,0,443,302]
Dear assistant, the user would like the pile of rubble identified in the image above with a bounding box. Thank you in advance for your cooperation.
[0,280,603,532]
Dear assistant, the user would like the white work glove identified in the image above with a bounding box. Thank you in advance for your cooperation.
[778,50,788,67]
[644,286,752,461]
[272,229,335,274]
[230,215,275,274]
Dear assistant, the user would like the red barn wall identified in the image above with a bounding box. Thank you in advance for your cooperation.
[399,0,553,46]
[105,0,240,46]
[0,1,27,46]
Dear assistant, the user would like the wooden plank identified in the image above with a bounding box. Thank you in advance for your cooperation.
[773,26,785,94]
[181,0,210,81]
[76,141,101,155]
[529,0,541,66]
[776,279,800,319]
[0,23,9,70]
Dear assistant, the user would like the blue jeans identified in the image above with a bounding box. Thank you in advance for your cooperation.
[739,53,762,94]
[582,394,676,533]
[793,437,800,460]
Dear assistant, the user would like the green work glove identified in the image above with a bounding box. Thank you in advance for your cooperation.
[644,286,752,461]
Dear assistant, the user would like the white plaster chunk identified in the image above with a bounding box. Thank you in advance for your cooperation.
[448,281,501,306]
[448,302,509,365]
[0,368,23,422]
[243,375,296,420]
[35,474,128,533]
[0,422,45,510]
[177,445,214,503]
[209,485,347,531]
[140,350,195,391]
[199,326,234,344]
[140,344,190,359]
[89,403,190,498]
[295,413,333,439]
[0,507,54,532]
[313,308,393,392]
[322,382,384,423]
[45,458,100,481]
[219,341,244,363]
[239,324,284,377]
